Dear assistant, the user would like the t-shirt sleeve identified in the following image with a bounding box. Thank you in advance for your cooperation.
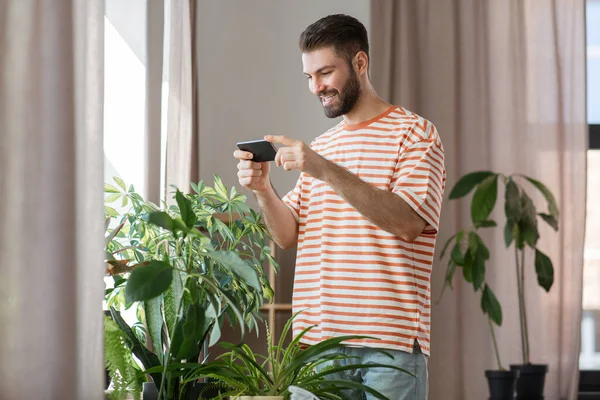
[391,127,446,233]
[281,174,304,222]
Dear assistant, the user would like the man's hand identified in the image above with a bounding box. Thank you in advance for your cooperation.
[265,135,327,180]
[234,149,271,192]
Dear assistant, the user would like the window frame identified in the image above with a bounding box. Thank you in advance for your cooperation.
[591,124,600,150]
[579,124,600,395]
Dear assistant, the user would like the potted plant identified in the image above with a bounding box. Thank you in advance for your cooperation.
[439,171,559,400]
[186,312,412,400]
[103,176,278,400]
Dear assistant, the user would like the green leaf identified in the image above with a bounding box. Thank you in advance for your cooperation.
[445,260,457,289]
[105,193,121,203]
[176,190,197,229]
[104,183,121,193]
[534,249,554,292]
[108,307,162,385]
[450,244,464,266]
[147,211,175,231]
[105,206,119,218]
[449,171,496,199]
[539,213,559,231]
[504,221,515,248]
[114,176,127,191]
[208,316,222,347]
[125,260,173,303]
[519,192,539,247]
[144,296,164,364]
[171,302,211,360]
[475,220,497,228]
[213,175,229,200]
[214,218,236,244]
[205,251,261,291]
[471,246,486,292]
[481,284,502,326]
[439,234,457,260]
[462,251,473,283]
[471,175,498,224]
[524,176,559,219]
[121,195,129,208]
[470,231,489,260]
[504,178,521,222]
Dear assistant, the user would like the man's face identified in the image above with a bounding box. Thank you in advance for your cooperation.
[302,47,361,118]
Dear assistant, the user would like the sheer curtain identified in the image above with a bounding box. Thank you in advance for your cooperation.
[370,1,587,399]
[0,1,105,399]
[165,0,199,196]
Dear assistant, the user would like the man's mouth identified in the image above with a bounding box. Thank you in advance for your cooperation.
[320,93,337,106]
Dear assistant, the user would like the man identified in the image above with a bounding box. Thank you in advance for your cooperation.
[234,14,445,400]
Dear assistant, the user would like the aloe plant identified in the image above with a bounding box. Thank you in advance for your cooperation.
[181,312,412,400]
[103,176,278,399]
[439,171,559,367]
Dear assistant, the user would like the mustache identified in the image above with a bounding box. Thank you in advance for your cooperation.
[318,90,338,97]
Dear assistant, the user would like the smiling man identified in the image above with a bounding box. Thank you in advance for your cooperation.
[234,14,445,400]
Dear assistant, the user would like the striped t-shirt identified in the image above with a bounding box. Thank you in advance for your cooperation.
[282,106,445,355]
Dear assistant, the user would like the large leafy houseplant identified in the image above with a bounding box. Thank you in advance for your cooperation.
[104,176,278,399]
[439,171,559,398]
[187,312,411,400]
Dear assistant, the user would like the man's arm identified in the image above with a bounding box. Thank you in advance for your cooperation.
[321,162,426,242]
[254,183,299,249]
[267,135,426,242]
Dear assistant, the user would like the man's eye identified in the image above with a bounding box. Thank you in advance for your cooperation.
[322,71,332,76]
[305,75,312,80]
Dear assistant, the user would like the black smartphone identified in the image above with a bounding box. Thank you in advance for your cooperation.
[236,139,278,162]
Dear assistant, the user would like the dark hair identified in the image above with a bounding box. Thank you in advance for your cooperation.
[299,14,369,65]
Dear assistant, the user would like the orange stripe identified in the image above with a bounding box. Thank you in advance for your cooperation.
[295,258,433,274]
[296,308,430,325]
[295,267,431,283]
[297,243,434,259]
[294,277,430,292]
[293,299,430,312]
[294,284,430,300]
[293,292,429,307]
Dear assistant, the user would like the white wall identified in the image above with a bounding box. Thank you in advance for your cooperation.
[196,0,371,206]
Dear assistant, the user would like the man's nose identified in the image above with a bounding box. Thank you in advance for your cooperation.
[311,79,325,96]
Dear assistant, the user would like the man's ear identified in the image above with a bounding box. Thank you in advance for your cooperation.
[354,51,369,76]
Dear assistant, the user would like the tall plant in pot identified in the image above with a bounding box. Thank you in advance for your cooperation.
[439,171,559,400]
[104,176,278,400]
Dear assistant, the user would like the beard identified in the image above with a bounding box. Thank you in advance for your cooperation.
[319,69,361,119]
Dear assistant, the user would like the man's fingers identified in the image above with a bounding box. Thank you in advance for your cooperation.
[234,149,254,160]
[237,160,262,170]
[265,135,298,147]
[282,161,298,171]
[237,169,263,178]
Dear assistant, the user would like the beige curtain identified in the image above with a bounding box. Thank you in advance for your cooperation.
[371,1,587,400]
[0,0,105,399]
[165,0,199,197]
[145,0,165,204]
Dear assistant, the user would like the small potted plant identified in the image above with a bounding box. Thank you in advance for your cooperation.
[104,176,278,400]
[185,312,412,400]
[439,171,559,399]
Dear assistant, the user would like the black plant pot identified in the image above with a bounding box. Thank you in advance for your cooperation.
[510,364,548,400]
[485,369,519,400]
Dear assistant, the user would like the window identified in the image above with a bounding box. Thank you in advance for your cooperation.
[580,0,600,393]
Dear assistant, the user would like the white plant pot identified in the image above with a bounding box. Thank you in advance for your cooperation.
[230,397,284,400]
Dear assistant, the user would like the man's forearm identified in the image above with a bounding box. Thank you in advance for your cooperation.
[321,162,426,242]
[254,183,299,249]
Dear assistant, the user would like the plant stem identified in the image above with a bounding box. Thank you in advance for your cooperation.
[521,248,530,363]
[515,246,527,364]
[488,317,504,370]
